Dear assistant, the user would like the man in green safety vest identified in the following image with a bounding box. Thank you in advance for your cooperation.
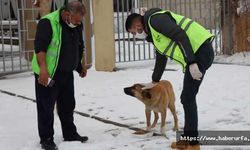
[32,1,88,150]
[126,8,214,150]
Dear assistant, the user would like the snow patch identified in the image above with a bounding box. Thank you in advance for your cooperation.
[214,52,250,66]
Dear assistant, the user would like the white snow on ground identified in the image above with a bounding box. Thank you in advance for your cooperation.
[0,58,250,149]
[0,92,168,150]
[214,52,250,66]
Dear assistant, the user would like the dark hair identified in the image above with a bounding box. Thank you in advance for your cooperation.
[65,0,86,16]
[125,13,142,32]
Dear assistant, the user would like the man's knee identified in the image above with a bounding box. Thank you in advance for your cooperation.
[180,90,197,106]
[57,98,75,114]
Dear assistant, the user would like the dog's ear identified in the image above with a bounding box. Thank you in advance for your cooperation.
[134,84,145,89]
[142,89,151,99]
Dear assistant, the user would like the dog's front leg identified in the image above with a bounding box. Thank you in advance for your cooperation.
[145,108,151,131]
[160,109,167,135]
[151,112,159,128]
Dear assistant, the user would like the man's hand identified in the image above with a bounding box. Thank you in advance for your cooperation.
[79,66,87,78]
[38,65,50,86]
[36,51,50,86]
[79,51,87,78]
[189,63,202,80]
[152,81,158,84]
[33,0,40,7]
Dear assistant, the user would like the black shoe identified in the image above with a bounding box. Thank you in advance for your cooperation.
[40,138,58,150]
[64,133,88,143]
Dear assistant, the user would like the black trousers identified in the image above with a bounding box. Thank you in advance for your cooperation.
[35,71,77,142]
[180,41,214,144]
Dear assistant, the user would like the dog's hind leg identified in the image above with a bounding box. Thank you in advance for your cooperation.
[169,102,179,131]
[145,108,151,131]
[151,111,159,128]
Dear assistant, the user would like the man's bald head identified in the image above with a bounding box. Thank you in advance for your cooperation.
[65,0,86,16]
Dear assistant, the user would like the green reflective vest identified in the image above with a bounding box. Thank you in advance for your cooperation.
[148,10,214,71]
[32,9,62,78]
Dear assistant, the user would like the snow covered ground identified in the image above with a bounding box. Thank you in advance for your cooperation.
[0,59,250,149]
[214,52,250,66]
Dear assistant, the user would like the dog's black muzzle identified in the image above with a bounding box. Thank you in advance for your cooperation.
[124,87,134,96]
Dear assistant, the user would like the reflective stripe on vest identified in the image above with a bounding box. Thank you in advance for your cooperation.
[170,20,194,58]
[163,17,186,55]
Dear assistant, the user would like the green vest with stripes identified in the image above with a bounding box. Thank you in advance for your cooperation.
[32,9,62,78]
[148,10,214,71]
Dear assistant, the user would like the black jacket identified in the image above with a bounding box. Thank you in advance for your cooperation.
[143,8,196,82]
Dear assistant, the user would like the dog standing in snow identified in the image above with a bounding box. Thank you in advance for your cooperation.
[124,80,178,135]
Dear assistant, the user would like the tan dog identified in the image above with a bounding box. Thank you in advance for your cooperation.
[124,80,178,135]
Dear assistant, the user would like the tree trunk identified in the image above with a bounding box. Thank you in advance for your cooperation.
[233,0,250,52]
[221,0,234,55]
[221,0,250,55]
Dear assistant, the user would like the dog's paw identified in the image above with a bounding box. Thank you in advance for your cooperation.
[160,127,166,135]
[151,124,157,129]
[146,126,151,131]
[172,126,179,131]
[161,131,166,136]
